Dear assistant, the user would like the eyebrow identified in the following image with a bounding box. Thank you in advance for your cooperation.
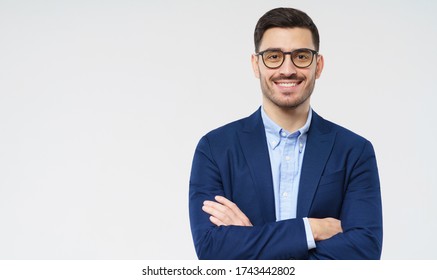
[259,48,282,52]
[259,47,316,53]
[260,47,311,52]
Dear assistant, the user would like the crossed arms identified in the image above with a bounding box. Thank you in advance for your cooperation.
[189,133,383,260]
[203,195,342,242]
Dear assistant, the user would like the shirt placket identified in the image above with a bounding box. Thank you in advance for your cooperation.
[278,131,297,220]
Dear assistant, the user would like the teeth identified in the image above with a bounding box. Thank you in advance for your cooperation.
[278,82,297,87]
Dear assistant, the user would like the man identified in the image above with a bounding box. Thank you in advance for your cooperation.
[189,7,383,260]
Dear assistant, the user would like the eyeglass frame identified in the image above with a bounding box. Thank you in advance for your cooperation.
[255,48,319,69]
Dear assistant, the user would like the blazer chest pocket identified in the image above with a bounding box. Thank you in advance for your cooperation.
[319,169,346,187]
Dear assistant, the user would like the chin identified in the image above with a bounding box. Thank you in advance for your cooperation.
[274,96,311,109]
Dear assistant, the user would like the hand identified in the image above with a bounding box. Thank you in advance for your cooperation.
[308,217,343,241]
[202,196,253,227]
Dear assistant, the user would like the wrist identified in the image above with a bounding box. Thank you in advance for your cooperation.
[308,218,319,241]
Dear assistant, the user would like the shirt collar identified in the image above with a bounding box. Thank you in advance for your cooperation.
[261,106,312,149]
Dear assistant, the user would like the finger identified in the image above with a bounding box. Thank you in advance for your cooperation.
[203,204,252,227]
[204,201,241,223]
[214,196,235,207]
[203,200,239,221]
[202,205,232,224]
[203,199,253,226]
[214,196,244,216]
[202,205,219,217]
[203,200,229,212]
[209,215,226,226]
[213,196,252,226]
[214,196,252,226]
[203,205,234,226]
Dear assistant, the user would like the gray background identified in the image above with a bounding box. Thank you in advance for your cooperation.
[0,0,436,259]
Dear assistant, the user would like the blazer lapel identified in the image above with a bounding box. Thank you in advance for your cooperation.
[297,111,336,218]
[238,108,276,223]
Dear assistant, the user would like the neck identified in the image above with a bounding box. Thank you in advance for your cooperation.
[262,101,310,132]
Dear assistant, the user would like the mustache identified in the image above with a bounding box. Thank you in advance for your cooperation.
[272,74,304,81]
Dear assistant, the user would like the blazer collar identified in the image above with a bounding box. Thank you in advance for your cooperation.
[238,108,276,223]
[297,111,336,217]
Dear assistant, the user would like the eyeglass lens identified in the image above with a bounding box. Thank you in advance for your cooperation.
[262,49,315,69]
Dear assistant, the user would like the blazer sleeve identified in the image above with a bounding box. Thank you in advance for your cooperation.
[308,140,383,259]
[189,136,309,260]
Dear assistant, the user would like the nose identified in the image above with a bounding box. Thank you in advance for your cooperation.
[279,54,297,76]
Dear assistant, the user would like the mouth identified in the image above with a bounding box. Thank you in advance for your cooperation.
[273,80,303,90]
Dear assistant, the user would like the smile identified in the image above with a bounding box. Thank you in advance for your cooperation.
[277,82,297,87]
[274,80,303,88]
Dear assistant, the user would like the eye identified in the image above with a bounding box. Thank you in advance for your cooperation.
[293,50,311,61]
[263,51,283,62]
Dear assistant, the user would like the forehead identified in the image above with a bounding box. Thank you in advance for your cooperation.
[259,27,315,50]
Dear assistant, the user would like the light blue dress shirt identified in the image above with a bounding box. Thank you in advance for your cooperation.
[261,107,316,250]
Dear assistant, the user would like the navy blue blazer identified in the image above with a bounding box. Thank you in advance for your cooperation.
[189,108,383,259]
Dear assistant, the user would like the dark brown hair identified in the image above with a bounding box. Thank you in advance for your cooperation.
[254,7,320,52]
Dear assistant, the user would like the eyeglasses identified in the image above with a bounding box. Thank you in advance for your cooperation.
[255,48,318,69]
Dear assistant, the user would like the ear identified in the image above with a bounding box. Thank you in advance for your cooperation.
[251,54,260,79]
[315,54,324,79]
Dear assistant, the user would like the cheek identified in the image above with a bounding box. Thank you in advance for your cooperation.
[259,69,276,82]
[302,68,317,81]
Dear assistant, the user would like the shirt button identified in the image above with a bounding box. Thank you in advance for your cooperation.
[281,132,287,137]
[283,192,288,197]
[271,141,277,145]
[285,156,291,161]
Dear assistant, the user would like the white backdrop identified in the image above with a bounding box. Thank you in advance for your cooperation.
[1,0,436,259]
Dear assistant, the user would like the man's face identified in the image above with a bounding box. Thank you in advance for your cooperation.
[251,27,324,111]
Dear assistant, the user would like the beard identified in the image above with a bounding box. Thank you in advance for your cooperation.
[260,73,316,110]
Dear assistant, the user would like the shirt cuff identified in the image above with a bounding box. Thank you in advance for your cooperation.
[303,217,316,250]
